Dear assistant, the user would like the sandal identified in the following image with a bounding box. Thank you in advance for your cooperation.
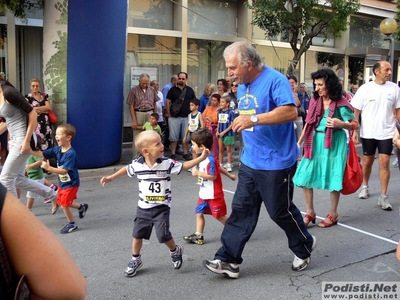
[318,214,338,228]
[303,213,316,227]
[51,204,59,215]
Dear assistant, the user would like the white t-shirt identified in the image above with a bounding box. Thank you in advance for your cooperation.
[351,81,400,139]
[156,91,164,123]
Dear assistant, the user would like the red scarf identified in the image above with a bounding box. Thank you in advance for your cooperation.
[303,96,353,159]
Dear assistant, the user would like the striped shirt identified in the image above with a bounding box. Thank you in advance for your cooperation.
[126,85,158,111]
[126,156,183,209]
[218,109,235,137]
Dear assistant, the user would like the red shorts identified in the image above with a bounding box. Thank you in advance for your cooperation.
[195,197,227,218]
[57,186,79,207]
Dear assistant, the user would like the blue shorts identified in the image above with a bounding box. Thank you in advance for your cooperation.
[168,117,187,142]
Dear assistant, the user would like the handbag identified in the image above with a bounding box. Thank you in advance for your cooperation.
[340,128,363,195]
[48,110,58,125]
[170,88,187,117]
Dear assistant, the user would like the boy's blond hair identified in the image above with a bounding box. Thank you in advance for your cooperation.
[135,130,159,154]
[57,123,76,139]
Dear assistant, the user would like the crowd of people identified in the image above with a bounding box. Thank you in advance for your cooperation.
[0,42,399,297]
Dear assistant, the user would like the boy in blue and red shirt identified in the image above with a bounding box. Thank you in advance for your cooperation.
[184,128,236,245]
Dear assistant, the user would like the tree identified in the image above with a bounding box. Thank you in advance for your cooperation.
[0,0,43,19]
[246,0,360,76]
[395,0,400,41]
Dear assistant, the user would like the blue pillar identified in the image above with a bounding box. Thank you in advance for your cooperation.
[67,1,127,168]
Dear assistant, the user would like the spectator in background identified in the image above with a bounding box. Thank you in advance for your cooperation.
[338,80,352,101]
[166,72,196,160]
[217,79,229,97]
[126,74,158,158]
[299,82,311,126]
[150,80,165,137]
[288,75,303,141]
[162,75,178,103]
[349,84,359,98]
[199,83,215,113]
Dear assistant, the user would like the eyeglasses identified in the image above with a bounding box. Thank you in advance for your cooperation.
[231,84,238,87]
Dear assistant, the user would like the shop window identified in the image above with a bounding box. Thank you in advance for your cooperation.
[188,0,237,36]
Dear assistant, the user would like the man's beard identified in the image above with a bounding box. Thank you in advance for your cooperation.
[177,81,185,87]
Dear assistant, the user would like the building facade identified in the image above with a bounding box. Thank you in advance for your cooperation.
[0,0,398,167]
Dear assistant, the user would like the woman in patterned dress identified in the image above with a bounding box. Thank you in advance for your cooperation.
[25,78,54,151]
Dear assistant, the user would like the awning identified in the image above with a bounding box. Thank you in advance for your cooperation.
[137,51,199,66]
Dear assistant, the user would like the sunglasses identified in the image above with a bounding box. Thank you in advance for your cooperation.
[231,84,238,87]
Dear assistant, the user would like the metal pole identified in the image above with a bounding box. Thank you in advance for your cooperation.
[385,35,395,82]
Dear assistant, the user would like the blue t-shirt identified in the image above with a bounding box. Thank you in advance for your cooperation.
[238,66,299,170]
[43,146,80,188]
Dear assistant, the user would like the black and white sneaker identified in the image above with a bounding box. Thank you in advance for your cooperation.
[170,244,183,269]
[60,223,78,234]
[291,235,317,271]
[79,203,89,219]
[203,259,239,279]
[124,257,143,277]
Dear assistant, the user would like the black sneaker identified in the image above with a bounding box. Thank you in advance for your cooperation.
[124,257,143,277]
[203,259,239,279]
[60,223,78,234]
[183,233,204,245]
[170,244,183,269]
[79,203,89,219]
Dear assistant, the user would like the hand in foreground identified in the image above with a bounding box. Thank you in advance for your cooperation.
[100,176,113,187]
[229,174,237,181]
[199,148,210,159]
[191,167,199,177]
[41,160,50,170]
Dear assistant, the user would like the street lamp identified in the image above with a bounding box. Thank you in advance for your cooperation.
[379,18,398,81]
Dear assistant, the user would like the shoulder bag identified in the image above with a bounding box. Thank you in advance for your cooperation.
[48,110,58,125]
[340,126,363,195]
[170,88,187,118]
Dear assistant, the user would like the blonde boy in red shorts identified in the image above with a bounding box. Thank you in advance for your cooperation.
[184,128,236,245]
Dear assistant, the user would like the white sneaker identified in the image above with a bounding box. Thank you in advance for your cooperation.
[392,159,398,167]
[377,194,392,211]
[292,236,316,272]
[358,186,370,199]
[225,163,232,172]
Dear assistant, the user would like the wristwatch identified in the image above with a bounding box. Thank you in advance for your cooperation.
[250,115,258,126]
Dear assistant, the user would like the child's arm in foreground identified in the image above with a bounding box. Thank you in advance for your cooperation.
[25,159,42,172]
[191,167,216,181]
[220,166,237,181]
[100,166,128,186]
[181,148,210,171]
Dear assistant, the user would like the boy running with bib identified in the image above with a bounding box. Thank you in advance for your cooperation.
[100,130,209,277]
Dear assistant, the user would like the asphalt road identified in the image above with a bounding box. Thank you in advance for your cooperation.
[26,147,400,300]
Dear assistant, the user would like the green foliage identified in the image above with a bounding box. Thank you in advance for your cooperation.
[246,0,360,75]
[0,0,44,19]
[395,0,400,41]
[44,0,67,103]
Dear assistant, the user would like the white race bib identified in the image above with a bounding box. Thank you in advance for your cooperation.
[139,180,166,202]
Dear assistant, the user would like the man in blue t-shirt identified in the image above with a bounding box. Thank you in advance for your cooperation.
[203,42,316,279]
